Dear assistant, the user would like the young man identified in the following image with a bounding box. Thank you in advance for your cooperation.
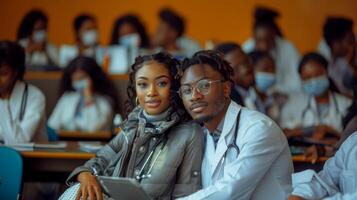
[178,50,293,199]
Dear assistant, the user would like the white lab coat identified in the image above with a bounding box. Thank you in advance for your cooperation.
[180,101,293,200]
[0,81,47,144]
[291,131,357,199]
[280,91,351,132]
[243,37,301,93]
[48,92,113,132]
[19,38,59,67]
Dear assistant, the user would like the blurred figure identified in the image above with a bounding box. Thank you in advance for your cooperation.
[48,56,120,132]
[215,42,254,106]
[109,14,150,49]
[17,9,58,69]
[281,53,351,143]
[243,6,301,93]
[59,14,104,67]
[152,8,200,58]
[0,41,47,144]
[319,17,357,97]
[248,50,288,123]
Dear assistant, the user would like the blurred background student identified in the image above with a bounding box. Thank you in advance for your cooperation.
[318,17,357,97]
[17,9,58,70]
[109,14,150,49]
[152,7,200,59]
[215,42,255,106]
[281,52,351,144]
[48,56,120,132]
[0,41,47,144]
[243,6,301,93]
[59,14,104,67]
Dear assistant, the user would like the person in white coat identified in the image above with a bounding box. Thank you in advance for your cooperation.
[48,56,120,132]
[178,50,293,200]
[281,53,351,141]
[289,131,357,200]
[17,10,58,69]
[0,41,47,144]
[243,6,301,93]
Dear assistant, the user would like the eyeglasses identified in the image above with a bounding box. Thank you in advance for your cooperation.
[179,79,224,98]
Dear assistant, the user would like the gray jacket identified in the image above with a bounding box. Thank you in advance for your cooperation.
[67,107,204,199]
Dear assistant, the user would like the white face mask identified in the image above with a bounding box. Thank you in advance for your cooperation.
[119,33,140,47]
[32,30,47,43]
[81,30,98,46]
[72,79,88,91]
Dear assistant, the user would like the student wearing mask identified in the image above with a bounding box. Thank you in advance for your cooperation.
[48,56,120,132]
[318,17,357,97]
[243,6,301,93]
[215,42,255,106]
[152,8,200,58]
[109,14,150,49]
[289,131,357,200]
[60,52,203,200]
[281,53,351,142]
[0,41,47,144]
[178,50,293,200]
[246,50,288,123]
[59,14,104,67]
[17,9,58,69]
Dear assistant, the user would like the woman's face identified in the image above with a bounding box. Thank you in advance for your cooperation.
[0,64,16,95]
[71,69,91,91]
[118,22,137,38]
[135,61,172,115]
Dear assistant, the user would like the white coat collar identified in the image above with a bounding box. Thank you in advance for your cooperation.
[9,81,26,120]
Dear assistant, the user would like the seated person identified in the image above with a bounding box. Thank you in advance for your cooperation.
[0,41,47,144]
[243,6,301,93]
[215,42,255,106]
[281,53,351,144]
[17,9,58,69]
[62,52,203,200]
[289,131,357,200]
[152,8,200,59]
[48,56,120,132]
[319,17,357,97]
[109,14,150,49]
[247,50,288,123]
[59,14,104,67]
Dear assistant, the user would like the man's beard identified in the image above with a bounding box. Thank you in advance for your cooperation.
[192,115,214,124]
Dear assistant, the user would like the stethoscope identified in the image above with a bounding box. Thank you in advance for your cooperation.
[301,92,340,124]
[19,82,29,122]
[135,134,168,182]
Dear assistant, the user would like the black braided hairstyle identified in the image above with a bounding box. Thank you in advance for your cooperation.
[179,50,234,87]
[125,52,191,121]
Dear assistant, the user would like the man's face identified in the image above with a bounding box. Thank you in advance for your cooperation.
[254,27,275,52]
[224,49,254,89]
[180,64,231,123]
[153,21,177,47]
[332,30,356,58]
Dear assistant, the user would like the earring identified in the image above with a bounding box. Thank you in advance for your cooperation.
[135,97,139,106]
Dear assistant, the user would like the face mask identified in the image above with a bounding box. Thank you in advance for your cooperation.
[32,30,47,43]
[303,75,330,96]
[72,79,88,91]
[81,30,98,46]
[255,72,276,92]
[119,33,140,47]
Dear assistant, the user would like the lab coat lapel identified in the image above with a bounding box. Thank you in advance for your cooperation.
[211,101,240,176]
[9,81,24,121]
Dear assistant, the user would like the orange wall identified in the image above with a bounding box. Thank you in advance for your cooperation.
[0,0,357,53]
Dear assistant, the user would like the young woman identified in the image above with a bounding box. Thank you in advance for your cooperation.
[0,41,47,144]
[17,9,58,68]
[62,52,203,199]
[48,56,120,132]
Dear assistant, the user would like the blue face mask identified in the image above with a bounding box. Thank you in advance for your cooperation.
[119,33,140,47]
[303,75,330,96]
[255,72,276,92]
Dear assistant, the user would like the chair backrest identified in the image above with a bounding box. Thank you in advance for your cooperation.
[0,146,23,200]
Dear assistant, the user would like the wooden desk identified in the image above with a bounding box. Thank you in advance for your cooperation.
[21,142,95,182]
[292,155,329,172]
[57,130,113,141]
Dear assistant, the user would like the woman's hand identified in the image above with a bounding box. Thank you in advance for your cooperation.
[76,171,103,200]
